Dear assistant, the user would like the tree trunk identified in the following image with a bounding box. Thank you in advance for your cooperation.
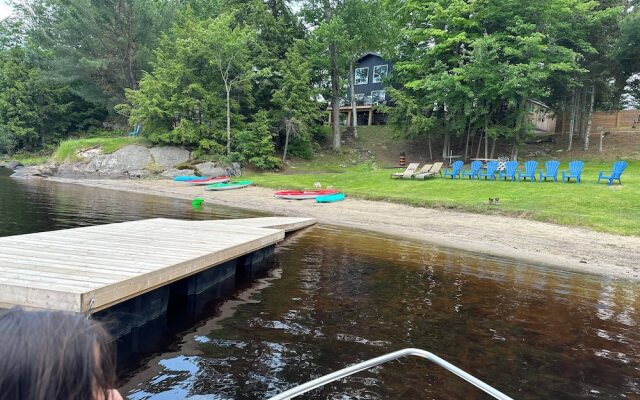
[511,139,519,160]
[584,84,595,151]
[282,121,290,162]
[577,87,586,138]
[490,137,497,159]
[428,133,433,160]
[350,60,358,139]
[567,89,576,151]
[441,131,450,159]
[598,128,604,153]
[226,86,231,155]
[475,130,483,159]
[463,124,471,161]
[324,0,341,150]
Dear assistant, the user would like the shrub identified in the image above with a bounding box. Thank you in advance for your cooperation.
[235,111,281,170]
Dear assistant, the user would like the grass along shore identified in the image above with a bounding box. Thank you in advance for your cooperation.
[246,160,640,236]
[3,134,637,236]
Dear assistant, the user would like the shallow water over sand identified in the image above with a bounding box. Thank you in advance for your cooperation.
[2,168,638,399]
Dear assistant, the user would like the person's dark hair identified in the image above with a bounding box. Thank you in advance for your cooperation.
[0,307,116,400]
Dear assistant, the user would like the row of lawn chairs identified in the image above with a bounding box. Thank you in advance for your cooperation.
[392,160,629,185]
[443,160,628,185]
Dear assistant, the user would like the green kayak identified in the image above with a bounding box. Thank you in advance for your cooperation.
[206,180,253,191]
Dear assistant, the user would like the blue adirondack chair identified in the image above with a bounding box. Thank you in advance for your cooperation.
[129,124,141,137]
[443,160,464,179]
[461,160,483,180]
[561,160,584,183]
[598,161,628,185]
[478,161,499,180]
[498,161,519,181]
[517,161,538,182]
[538,160,560,182]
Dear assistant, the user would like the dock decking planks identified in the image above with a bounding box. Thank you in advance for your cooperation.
[0,217,316,313]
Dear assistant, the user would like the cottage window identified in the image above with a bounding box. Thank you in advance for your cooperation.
[354,93,365,106]
[371,90,386,104]
[355,67,369,85]
[372,65,388,83]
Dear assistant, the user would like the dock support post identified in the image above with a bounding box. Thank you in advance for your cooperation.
[368,110,373,126]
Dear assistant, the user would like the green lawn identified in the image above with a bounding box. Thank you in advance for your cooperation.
[0,154,50,166]
[246,160,640,236]
[53,137,149,163]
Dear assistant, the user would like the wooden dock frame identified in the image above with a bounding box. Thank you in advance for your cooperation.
[0,217,316,314]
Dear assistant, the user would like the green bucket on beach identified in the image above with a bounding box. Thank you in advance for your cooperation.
[192,197,204,208]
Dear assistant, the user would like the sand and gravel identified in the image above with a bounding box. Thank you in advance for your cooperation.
[50,177,640,281]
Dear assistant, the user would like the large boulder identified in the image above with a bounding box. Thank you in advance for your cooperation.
[161,168,196,179]
[2,161,23,170]
[10,166,47,178]
[56,145,154,178]
[226,162,242,177]
[150,147,190,168]
[194,162,227,177]
[86,145,153,177]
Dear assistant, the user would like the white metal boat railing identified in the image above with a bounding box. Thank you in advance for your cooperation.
[267,348,514,400]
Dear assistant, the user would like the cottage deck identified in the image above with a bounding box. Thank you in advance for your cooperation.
[0,217,316,313]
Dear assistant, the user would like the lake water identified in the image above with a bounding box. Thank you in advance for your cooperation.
[1,168,639,399]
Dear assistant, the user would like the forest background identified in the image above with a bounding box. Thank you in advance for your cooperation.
[0,0,638,169]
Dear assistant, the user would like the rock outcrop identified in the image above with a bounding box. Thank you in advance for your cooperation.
[10,166,47,178]
[0,160,24,170]
[10,145,241,179]
[150,147,190,168]
[194,162,227,178]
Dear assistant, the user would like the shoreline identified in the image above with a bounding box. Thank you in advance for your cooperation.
[49,176,640,282]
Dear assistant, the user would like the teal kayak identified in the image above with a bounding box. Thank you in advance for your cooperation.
[206,180,253,191]
[316,192,346,203]
[174,175,205,181]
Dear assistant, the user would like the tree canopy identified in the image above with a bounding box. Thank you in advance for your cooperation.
[0,0,638,166]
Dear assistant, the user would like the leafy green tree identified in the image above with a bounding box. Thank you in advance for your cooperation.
[0,31,102,154]
[235,111,281,169]
[341,0,387,138]
[12,0,178,114]
[616,9,640,107]
[386,0,592,159]
[273,43,322,162]
[205,13,260,154]
[122,11,262,155]
[303,0,346,150]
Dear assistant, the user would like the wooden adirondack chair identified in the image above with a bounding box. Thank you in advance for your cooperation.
[561,160,584,183]
[478,161,499,180]
[409,163,433,179]
[517,160,538,182]
[414,162,444,180]
[598,161,628,185]
[443,160,464,179]
[462,160,483,180]
[538,160,560,182]
[498,161,519,181]
[391,163,420,179]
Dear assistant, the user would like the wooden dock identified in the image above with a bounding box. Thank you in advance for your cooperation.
[0,217,316,313]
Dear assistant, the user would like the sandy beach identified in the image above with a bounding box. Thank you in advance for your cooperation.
[50,177,640,281]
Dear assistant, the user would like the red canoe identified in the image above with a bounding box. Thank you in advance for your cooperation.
[186,176,230,185]
[274,189,340,200]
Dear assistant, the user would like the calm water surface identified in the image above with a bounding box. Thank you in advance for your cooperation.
[1,168,639,399]
[0,167,259,236]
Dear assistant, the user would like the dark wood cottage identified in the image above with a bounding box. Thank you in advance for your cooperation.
[327,52,392,126]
